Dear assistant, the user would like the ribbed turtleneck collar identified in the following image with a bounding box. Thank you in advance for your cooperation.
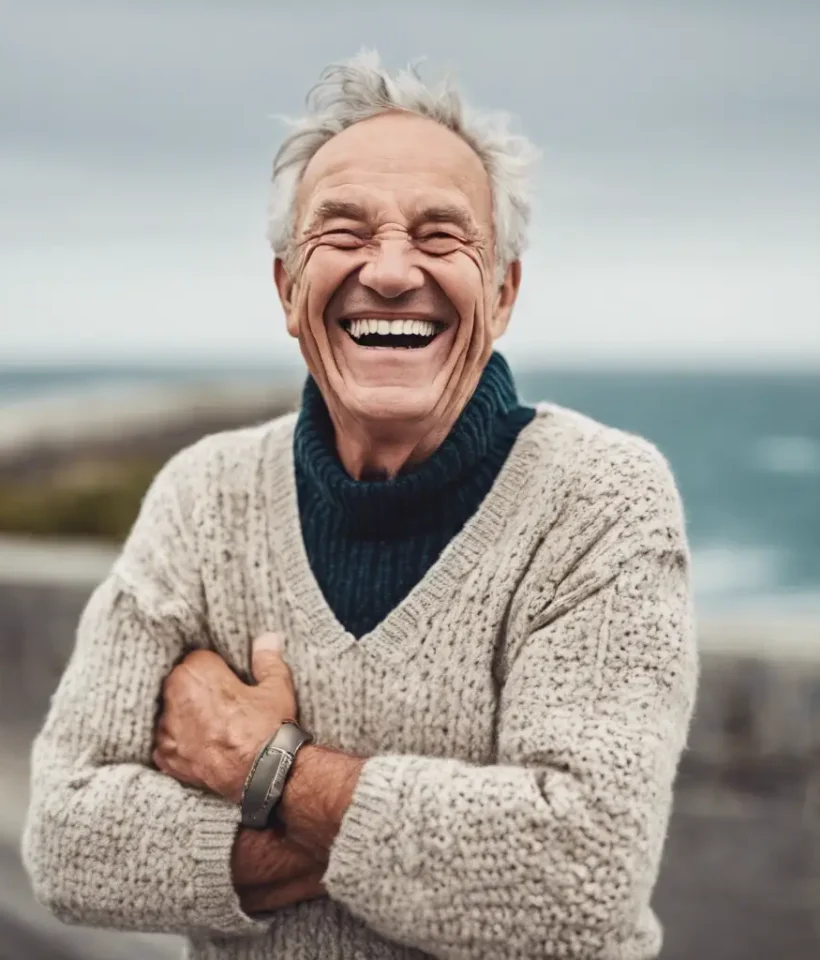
[293,352,531,539]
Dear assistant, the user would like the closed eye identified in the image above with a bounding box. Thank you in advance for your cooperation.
[321,228,369,247]
[415,231,465,254]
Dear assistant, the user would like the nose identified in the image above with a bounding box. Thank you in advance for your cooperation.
[358,237,424,299]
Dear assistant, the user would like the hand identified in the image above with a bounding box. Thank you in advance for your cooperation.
[231,822,327,887]
[238,872,327,915]
[153,633,297,803]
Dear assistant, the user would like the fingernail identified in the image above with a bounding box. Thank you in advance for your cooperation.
[253,632,283,654]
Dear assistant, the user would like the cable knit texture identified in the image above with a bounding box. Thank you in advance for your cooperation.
[22,397,698,960]
[295,351,535,637]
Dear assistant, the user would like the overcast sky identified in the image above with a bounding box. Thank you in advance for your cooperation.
[1,0,818,367]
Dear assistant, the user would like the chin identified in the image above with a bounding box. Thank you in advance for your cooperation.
[344,381,444,424]
[324,315,461,425]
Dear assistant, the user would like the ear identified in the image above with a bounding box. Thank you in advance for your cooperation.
[491,260,521,339]
[274,258,299,338]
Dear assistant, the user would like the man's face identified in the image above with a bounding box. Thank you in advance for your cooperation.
[275,112,520,431]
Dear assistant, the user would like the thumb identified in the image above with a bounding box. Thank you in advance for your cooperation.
[251,632,289,685]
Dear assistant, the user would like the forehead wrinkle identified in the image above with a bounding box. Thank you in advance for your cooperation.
[295,112,493,227]
[303,186,482,236]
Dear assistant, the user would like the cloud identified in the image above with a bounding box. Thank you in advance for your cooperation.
[1,1,818,363]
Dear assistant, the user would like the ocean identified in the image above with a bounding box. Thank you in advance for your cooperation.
[1,364,819,615]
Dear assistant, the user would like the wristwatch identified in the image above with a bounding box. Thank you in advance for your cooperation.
[240,720,313,829]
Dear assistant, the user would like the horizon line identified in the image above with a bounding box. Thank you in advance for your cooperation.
[2,356,820,376]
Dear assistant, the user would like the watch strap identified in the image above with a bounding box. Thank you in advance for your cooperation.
[240,720,312,830]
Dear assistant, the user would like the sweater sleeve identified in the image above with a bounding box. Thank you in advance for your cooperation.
[21,447,270,938]
[322,440,698,959]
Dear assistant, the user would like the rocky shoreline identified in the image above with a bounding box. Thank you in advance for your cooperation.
[0,380,299,479]
[0,381,300,545]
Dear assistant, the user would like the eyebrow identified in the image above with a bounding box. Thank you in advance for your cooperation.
[409,204,478,237]
[304,199,479,237]
[304,200,369,234]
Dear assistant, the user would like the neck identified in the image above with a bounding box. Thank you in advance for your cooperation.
[326,411,456,480]
[293,351,535,543]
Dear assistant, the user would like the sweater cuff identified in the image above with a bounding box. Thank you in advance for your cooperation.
[323,755,408,897]
[189,793,273,937]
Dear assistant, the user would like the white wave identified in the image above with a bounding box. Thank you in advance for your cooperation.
[753,435,820,475]
[691,543,782,603]
[713,590,820,618]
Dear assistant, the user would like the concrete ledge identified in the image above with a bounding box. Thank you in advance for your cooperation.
[0,536,117,586]
[698,615,820,663]
[685,652,820,797]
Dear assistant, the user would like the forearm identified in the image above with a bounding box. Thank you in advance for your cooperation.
[278,744,366,859]
[22,581,267,938]
[23,748,256,936]
[226,750,357,916]
[322,750,665,960]
[321,546,696,959]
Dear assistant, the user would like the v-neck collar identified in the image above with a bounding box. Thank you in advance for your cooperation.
[263,407,550,664]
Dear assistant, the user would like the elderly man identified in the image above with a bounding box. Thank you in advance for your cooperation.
[23,52,697,960]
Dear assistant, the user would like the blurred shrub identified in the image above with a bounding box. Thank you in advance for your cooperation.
[0,456,163,542]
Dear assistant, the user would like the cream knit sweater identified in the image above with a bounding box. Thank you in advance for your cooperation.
[22,403,698,960]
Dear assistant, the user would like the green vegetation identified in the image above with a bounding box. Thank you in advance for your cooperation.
[0,456,164,542]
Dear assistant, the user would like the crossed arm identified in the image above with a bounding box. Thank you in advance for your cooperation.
[21,576,365,934]
[149,629,366,915]
[147,638,375,920]
[227,743,361,913]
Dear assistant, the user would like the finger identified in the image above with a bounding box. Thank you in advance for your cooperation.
[182,648,226,670]
[251,632,292,686]
[153,728,180,765]
[152,729,166,757]
[179,649,236,691]
[239,872,326,913]
[154,717,173,744]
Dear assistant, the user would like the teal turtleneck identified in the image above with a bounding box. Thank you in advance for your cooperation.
[293,352,535,639]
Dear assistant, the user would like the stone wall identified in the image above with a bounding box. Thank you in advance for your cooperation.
[2,575,818,959]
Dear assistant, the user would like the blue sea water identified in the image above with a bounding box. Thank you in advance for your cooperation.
[515,367,820,614]
[1,363,819,614]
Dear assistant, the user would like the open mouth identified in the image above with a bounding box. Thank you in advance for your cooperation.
[340,317,446,349]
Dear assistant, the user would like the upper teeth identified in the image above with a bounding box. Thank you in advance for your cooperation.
[347,318,438,339]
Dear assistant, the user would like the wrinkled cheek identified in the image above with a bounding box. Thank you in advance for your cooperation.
[465,253,495,360]
[283,259,321,381]
[299,244,367,334]
[289,247,329,345]
[294,278,333,392]
[426,251,492,358]
[293,246,362,394]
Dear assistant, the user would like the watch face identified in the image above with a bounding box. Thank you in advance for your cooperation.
[264,749,293,804]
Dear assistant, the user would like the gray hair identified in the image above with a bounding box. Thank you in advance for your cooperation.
[266,50,540,280]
